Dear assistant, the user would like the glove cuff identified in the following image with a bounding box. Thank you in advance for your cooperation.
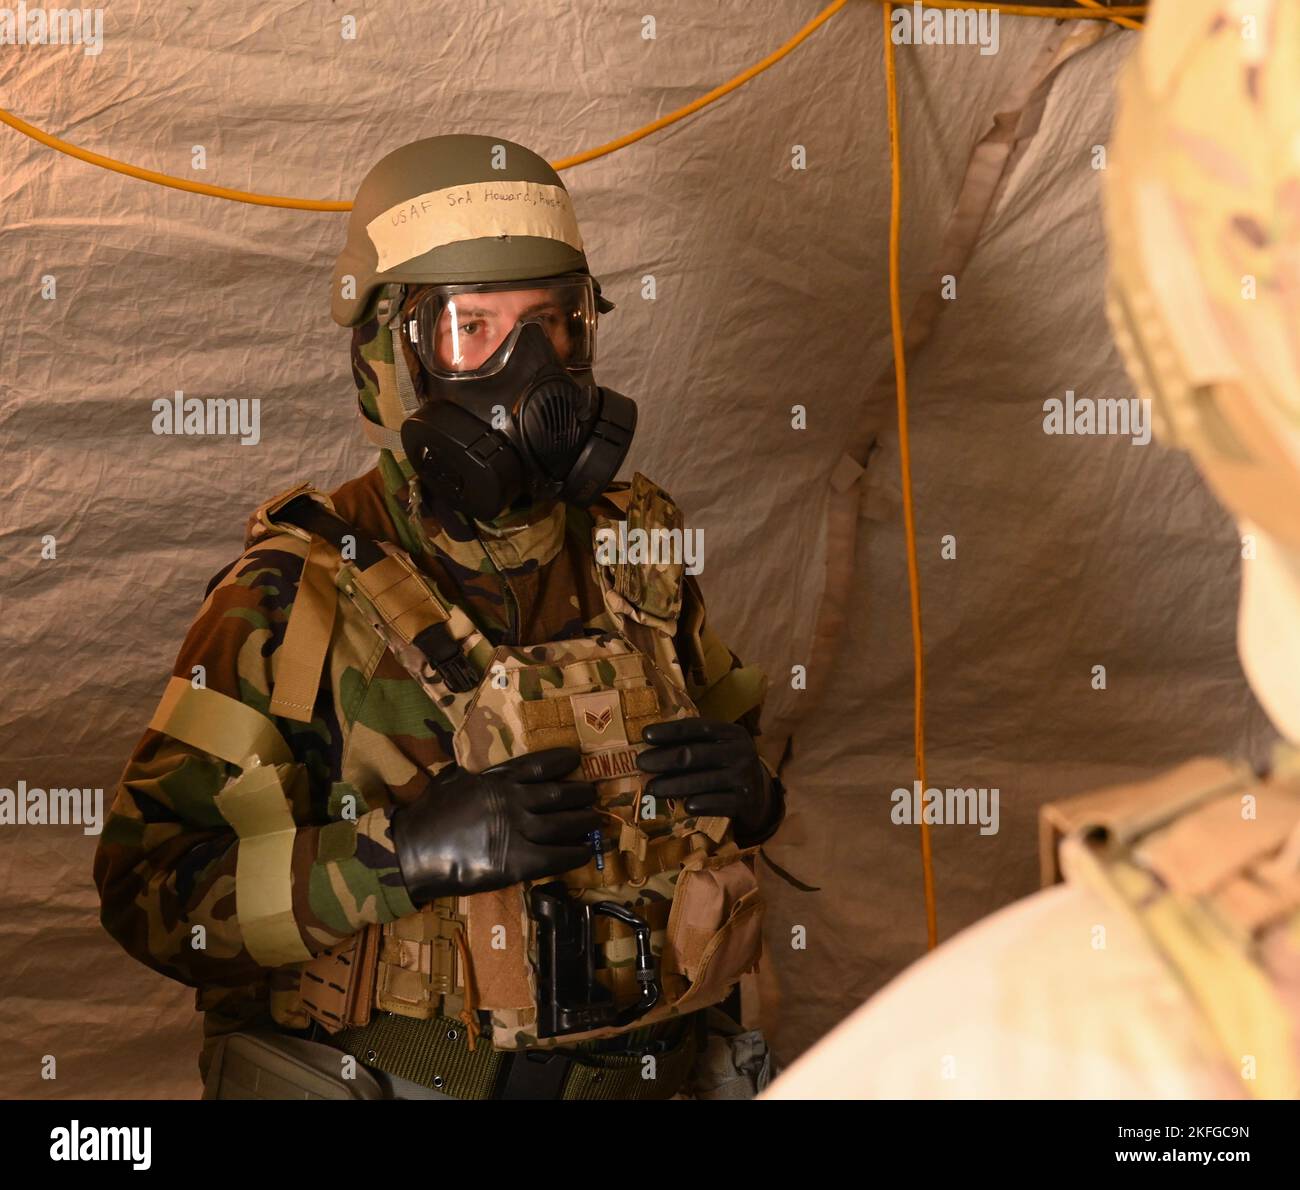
[734,762,786,848]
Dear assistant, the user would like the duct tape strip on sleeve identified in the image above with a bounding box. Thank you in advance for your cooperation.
[149,676,293,768]
[215,763,314,966]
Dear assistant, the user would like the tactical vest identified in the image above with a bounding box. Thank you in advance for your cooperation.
[1046,752,1300,1100]
[247,472,766,1056]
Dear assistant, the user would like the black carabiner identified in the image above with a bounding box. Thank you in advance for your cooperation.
[530,884,661,1038]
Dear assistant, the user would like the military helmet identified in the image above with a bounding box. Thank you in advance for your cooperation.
[331,133,614,327]
[1104,0,1300,741]
[1103,0,1300,553]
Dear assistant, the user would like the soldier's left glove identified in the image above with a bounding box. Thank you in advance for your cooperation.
[635,717,785,847]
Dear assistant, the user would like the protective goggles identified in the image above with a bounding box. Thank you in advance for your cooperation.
[403,274,598,381]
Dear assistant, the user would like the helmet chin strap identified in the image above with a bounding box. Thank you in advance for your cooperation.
[390,325,424,420]
[380,284,424,421]
[358,410,405,454]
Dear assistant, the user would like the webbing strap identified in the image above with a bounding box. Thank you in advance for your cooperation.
[268,536,338,723]
[389,324,423,417]
[333,1012,504,1099]
[563,832,691,890]
[276,495,385,568]
[358,412,406,455]
[274,495,478,693]
[695,664,769,727]
[149,676,292,768]
[351,552,451,644]
[215,764,314,966]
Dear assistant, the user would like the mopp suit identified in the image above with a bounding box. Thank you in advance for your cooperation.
[94,134,785,1100]
[767,0,1300,1099]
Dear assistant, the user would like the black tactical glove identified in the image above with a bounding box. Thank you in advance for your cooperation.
[635,718,785,847]
[391,747,600,905]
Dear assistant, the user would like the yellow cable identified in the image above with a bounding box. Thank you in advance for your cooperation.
[920,0,1143,15]
[878,0,1140,950]
[553,0,851,170]
[0,0,1143,209]
[1073,0,1144,31]
[883,2,938,951]
[0,106,352,210]
[0,0,851,209]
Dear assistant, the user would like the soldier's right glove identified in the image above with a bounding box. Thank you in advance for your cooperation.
[390,747,600,905]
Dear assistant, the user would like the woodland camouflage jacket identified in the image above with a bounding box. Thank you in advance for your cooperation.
[91,453,768,1053]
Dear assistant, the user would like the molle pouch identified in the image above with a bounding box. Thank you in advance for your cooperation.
[664,849,764,1016]
[299,899,469,1035]
[599,471,687,624]
[453,634,763,1051]
[373,899,466,1020]
[299,923,382,1034]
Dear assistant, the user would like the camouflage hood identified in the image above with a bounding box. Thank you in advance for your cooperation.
[350,286,422,484]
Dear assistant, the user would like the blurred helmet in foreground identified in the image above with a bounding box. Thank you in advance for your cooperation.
[1104,0,1300,741]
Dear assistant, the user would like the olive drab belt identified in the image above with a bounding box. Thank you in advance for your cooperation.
[256,474,766,1064]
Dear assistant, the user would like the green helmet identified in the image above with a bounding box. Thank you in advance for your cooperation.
[330,133,613,327]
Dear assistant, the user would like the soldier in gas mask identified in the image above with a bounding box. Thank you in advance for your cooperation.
[94,134,784,1100]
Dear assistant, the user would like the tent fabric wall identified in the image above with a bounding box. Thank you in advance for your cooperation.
[0,2,1270,1099]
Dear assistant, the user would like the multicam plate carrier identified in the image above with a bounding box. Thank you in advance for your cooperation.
[264,472,766,1050]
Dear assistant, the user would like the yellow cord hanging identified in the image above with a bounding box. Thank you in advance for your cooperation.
[882,2,939,952]
[1073,0,1144,32]
[0,0,853,207]
[0,1,1144,208]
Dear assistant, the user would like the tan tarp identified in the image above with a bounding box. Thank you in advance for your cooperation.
[0,2,1273,1099]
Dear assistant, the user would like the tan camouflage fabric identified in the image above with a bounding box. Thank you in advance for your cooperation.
[294,470,765,1051]
[1099,0,1300,1101]
[1104,0,1300,551]
[1060,749,1300,1099]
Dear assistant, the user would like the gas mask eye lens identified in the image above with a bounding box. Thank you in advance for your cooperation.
[441,300,511,373]
[406,276,597,381]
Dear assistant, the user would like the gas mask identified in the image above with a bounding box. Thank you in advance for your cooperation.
[398,274,637,522]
